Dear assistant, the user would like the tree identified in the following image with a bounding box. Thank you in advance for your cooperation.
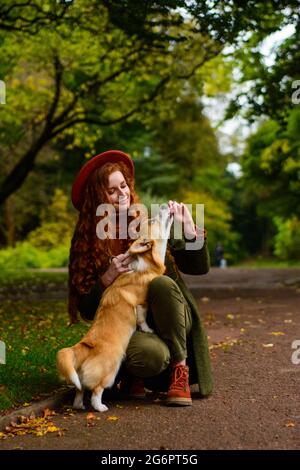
[1,0,299,205]
[0,0,224,205]
[156,94,223,182]
[240,109,300,218]
[0,0,71,33]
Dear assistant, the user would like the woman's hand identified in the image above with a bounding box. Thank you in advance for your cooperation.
[100,253,135,287]
[168,200,197,238]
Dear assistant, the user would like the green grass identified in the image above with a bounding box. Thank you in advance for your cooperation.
[0,270,88,412]
[0,269,68,289]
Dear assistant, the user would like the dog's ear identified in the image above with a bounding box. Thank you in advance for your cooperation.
[129,238,154,254]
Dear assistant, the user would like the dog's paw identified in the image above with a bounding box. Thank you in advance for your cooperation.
[91,395,108,412]
[93,403,108,413]
[140,323,153,334]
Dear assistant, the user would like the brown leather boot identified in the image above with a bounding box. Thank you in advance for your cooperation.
[165,364,192,406]
[119,374,146,399]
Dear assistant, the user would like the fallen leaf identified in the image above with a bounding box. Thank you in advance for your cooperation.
[284,422,295,428]
[43,409,56,418]
[262,343,274,348]
[284,320,292,323]
[0,416,63,439]
[270,331,285,336]
[106,416,119,421]
[47,426,60,432]
[226,314,235,320]
[201,297,210,302]
[86,413,97,420]
[209,339,242,351]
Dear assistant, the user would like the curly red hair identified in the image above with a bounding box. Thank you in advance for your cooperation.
[68,161,140,323]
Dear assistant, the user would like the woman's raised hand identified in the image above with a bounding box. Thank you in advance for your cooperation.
[100,253,135,287]
[168,200,196,238]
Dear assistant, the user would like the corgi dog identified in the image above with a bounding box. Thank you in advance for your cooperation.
[56,204,173,412]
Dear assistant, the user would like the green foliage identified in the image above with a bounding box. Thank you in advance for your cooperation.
[273,216,300,261]
[0,1,222,168]
[155,95,223,182]
[135,155,181,198]
[27,188,76,249]
[240,109,300,219]
[0,242,69,270]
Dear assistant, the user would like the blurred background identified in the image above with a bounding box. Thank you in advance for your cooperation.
[0,0,299,269]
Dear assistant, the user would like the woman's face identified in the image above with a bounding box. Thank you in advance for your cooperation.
[107,171,131,211]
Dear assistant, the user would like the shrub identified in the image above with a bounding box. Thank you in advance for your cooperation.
[273,216,300,260]
[0,242,69,270]
[27,188,76,250]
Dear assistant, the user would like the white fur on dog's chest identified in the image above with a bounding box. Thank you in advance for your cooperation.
[129,257,149,272]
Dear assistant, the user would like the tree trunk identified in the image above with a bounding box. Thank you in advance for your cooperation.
[4,197,15,247]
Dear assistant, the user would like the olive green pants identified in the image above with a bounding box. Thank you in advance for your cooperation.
[125,276,192,378]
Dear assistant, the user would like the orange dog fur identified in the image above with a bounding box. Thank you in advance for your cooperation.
[56,206,173,412]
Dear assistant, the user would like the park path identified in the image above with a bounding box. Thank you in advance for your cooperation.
[1,268,300,450]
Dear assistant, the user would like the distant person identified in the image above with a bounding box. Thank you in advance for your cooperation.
[215,243,224,267]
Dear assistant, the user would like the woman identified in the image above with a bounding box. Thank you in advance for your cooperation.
[69,150,213,406]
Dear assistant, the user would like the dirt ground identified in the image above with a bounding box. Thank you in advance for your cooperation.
[1,268,300,450]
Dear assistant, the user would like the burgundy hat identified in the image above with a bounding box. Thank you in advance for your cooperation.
[71,150,134,211]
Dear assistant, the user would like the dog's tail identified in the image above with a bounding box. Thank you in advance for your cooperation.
[56,347,82,391]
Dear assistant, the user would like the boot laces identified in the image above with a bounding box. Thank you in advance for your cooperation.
[169,366,188,391]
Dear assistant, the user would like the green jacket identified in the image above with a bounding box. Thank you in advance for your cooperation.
[77,236,213,397]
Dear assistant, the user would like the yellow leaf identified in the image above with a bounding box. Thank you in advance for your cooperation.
[270,332,285,336]
[106,416,119,421]
[285,422,295,427]
[226,314,235,320]
[262,343,274,348]
[47,426,60,432]
[86,413,96,420]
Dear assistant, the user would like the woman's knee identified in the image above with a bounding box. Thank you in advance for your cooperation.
[126,332,170,378]
[148,275,180,301]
